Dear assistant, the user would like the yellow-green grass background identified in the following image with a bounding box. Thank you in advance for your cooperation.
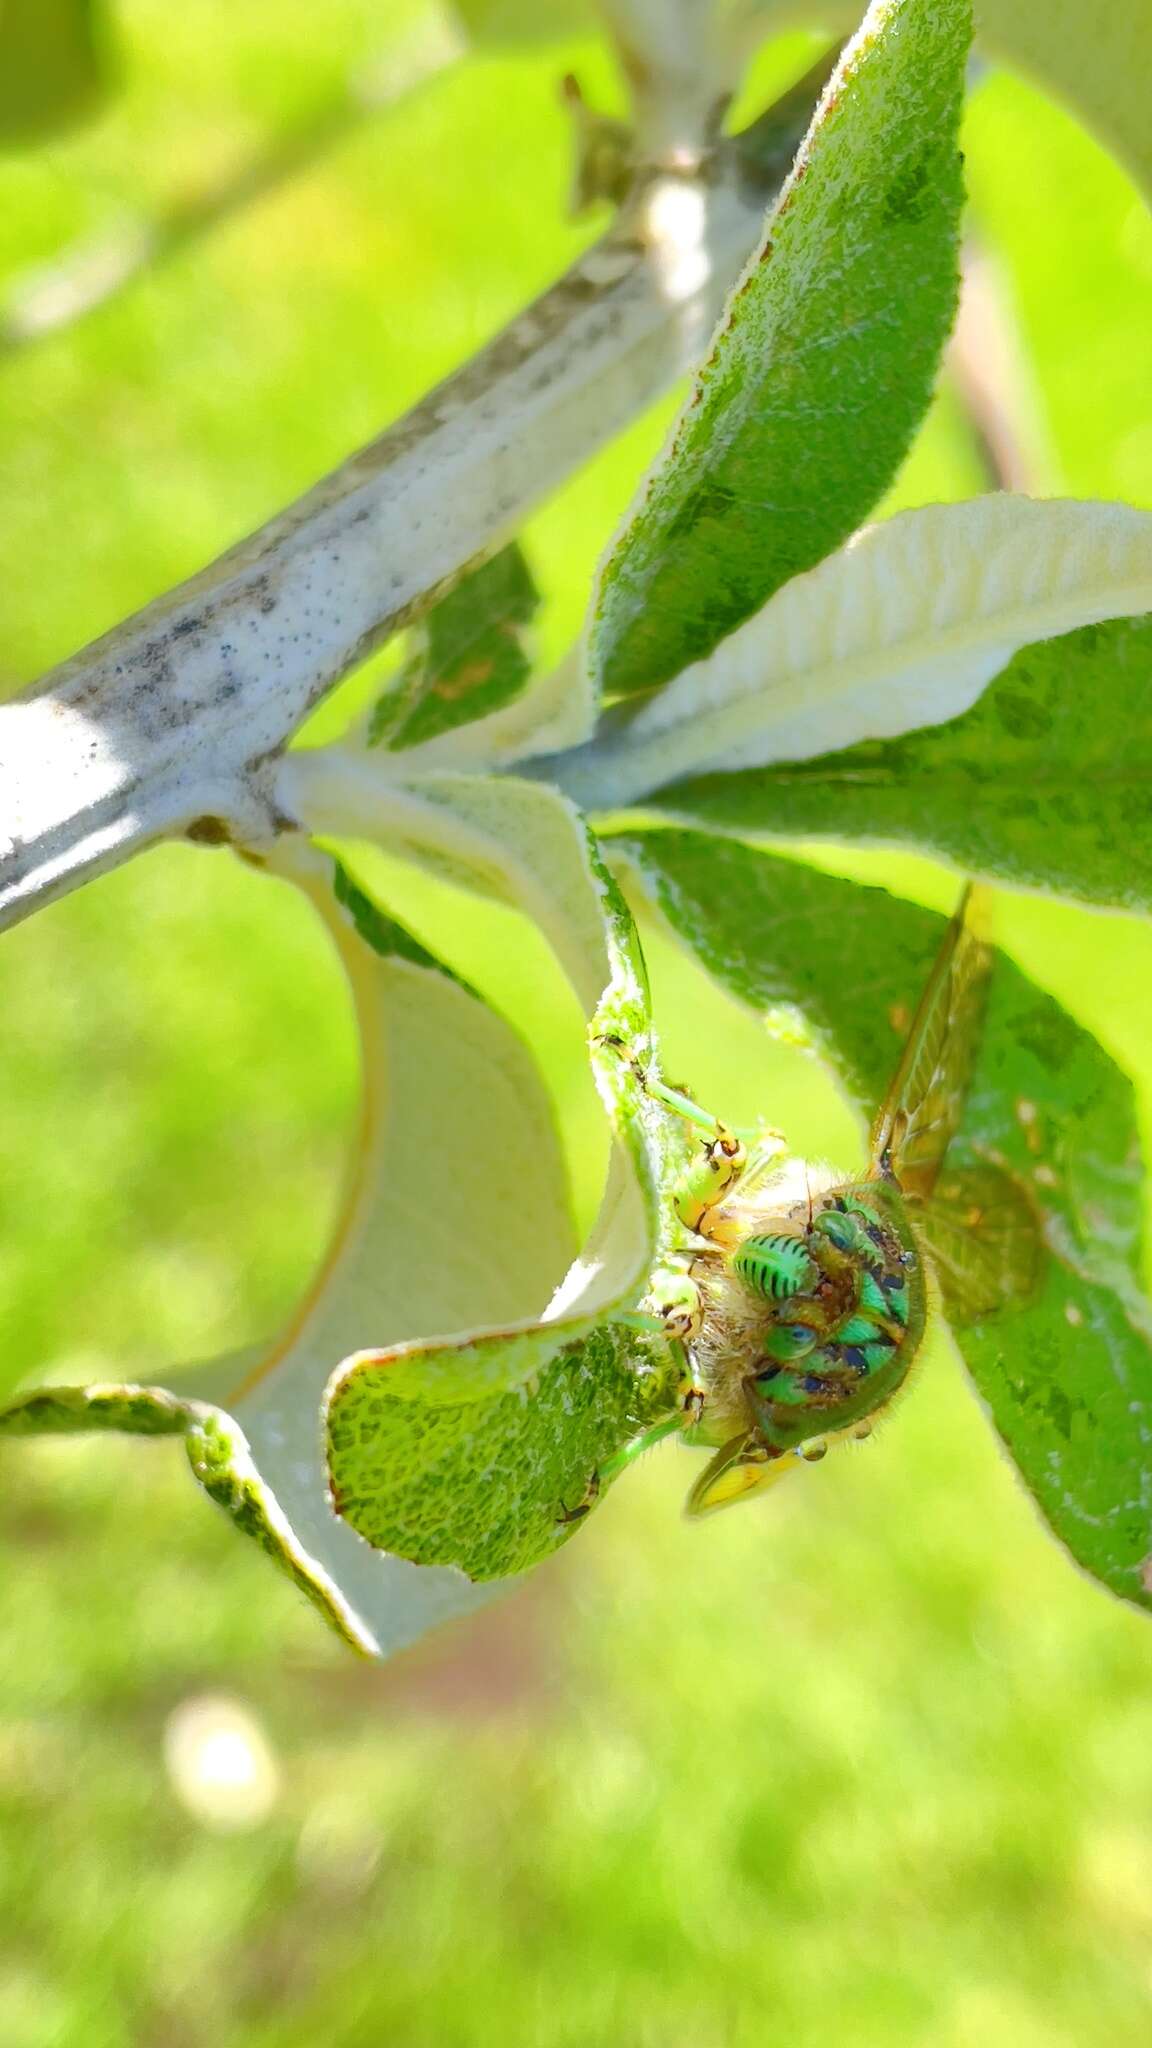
[2,4,1152,2042]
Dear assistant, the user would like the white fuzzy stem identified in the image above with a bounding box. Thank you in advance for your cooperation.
[0,67,828,934]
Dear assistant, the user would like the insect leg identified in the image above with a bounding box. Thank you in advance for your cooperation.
[557,1331,700,1525]
[557,1412,686,1525]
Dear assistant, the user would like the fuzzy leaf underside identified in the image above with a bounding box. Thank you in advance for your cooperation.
[565,500,1152,813]
[369,545,540,752]
[589,0,970,700]
[655,613,1152,912]
[0,841,582,1658]
[618,829,1152,1614]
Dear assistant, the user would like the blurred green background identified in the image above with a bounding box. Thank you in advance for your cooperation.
[2,3,1152,2043]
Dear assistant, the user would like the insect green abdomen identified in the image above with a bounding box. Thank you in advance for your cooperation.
[733,1233,818,1302]
[742,1184,928,1454]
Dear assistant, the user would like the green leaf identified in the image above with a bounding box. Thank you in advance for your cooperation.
[331,858,470,982]
[653,611,1152,914]
[420,644,599,772]
[617,827,1152,1615]
[0,0,107,147]
[553,498,1152,811]
[326,1325,674,1581]
[368,545,540,752]
[588,0,970,701]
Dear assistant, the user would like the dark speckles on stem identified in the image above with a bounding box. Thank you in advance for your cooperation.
[127,636,175,691]
[171,614,205,640]
[186,815,232,847]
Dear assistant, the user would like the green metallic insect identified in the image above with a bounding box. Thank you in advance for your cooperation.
[600,887,1044,1516]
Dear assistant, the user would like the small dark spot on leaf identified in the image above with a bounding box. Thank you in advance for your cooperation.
[995,687,1053,742]
[881,148,938,224]
[666,481,737,545]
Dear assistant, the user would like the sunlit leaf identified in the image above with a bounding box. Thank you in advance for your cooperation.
[588,0,970,700]
[618,827,1152,1615]
[275,757,681,1583]
[325,1300,676,1584]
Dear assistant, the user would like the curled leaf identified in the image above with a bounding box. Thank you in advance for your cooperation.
[0,838,580,1655]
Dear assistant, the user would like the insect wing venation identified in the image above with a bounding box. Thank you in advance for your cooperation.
[869,886,993,1201]
[919,1163,1044,1324]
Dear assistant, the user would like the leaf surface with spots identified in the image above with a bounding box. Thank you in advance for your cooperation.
[588,0,970,700]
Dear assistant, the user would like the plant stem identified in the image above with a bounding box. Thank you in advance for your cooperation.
[0,57,832,936]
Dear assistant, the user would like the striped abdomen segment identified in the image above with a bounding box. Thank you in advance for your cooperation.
[732,1233,818,1302]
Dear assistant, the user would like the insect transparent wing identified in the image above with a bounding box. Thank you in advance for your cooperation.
[685,1433,802,1516]
[869,885,993,1201]
[919,1164,1045,1325]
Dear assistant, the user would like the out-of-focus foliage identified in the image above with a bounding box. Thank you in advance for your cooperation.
[1,2,1152,2042]
[0,0,108,146]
